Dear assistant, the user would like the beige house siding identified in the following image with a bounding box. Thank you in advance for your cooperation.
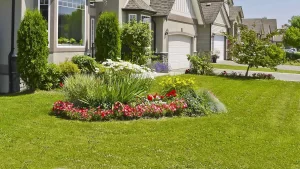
[212,25,227,35]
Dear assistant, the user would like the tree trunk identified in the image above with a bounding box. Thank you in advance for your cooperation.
[245,65,251,77]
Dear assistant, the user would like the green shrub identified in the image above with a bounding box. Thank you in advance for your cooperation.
[181,89,211,116]
[95,63,107,75]
[59,61,80,77]
[17,9,48,90]
[63,72,153,108]
[39,63,62,90]
[286,52,300,61]
[159,76,195,95]
[121,20,152,65]
[71,55,97,74]
[201,90,227,113]
[95,12,121,62]
[187,52,214,75]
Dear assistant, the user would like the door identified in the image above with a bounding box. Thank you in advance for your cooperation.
[168,35,191,70]
[213,35,225,60]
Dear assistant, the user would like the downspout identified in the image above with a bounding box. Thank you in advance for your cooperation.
[8,0,16,93]
[151,17,156,52]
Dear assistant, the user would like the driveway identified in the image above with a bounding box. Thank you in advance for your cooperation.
[153,68,300,82]
[217,60,300,71]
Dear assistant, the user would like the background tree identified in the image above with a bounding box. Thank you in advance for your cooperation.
[17,10,48,90]
[283,16,300,48]
[227,25,285,76]
[95,12,121,62]
[121,20,152,65]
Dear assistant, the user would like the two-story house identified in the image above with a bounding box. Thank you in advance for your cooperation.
[0,0,234,93]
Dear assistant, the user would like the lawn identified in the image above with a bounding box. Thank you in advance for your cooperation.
[213,64,300,74]
[0,75,299,168]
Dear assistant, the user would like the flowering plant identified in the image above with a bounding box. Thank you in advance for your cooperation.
[52,98,187,121]
[159,76,195,95]
[220,71,275,79]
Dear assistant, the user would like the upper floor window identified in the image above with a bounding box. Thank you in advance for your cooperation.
[58,0,86,47]
[128,14,137,22]
[39,0,50,46]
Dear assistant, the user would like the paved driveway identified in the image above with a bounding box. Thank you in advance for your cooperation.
[217,60,300,71]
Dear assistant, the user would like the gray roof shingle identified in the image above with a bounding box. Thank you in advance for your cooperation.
[229,6,243,21]
[242,18,278,37]
[150,0,175,16]
[198,0,224,24]
[124,0,156,13]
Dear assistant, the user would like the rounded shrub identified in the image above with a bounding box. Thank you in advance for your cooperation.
[59,61,80,77]
[71,55,97,74]
[39,63,62,90]
[95,12,121,62]
[17,9,49,90]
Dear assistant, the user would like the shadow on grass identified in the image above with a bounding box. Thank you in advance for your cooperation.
[0,90,35,97]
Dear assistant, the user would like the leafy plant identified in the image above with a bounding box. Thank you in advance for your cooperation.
[283,16,300,49]
[63,72,153,108]
[187,52,214,75]
[201,90,227,113]
[79,39,83,45]
[59,61,80,77]
[69,38,76,44]
[159,76,195,95]
[227,25,285,76]
[95,12,121,61]
[17,9,48,90]
[121,20,152,65]
[39,63,62,90]
[71,55,97,74]
[58,37,68,44]
[181,89,211,116]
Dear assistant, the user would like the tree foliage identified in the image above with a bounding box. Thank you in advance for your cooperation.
[121,20,152,65]
[17,10,49,90]
[227,25,285,76]
[95,12,121,62]
[283,16,300,48]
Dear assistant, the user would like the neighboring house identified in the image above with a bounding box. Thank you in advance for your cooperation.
[229,6,244,38]
[242,18,278,41]
[0,0,233,93]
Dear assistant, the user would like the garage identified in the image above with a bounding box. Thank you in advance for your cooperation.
[168,35,191,70]
[213,35,225,60]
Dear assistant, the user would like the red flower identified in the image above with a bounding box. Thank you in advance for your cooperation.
[166,89,177,97]
[147,95,154,101]
[59,82,64,88]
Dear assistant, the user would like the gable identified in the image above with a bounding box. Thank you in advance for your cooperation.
[213,6,231,28]
[170,0,196,19]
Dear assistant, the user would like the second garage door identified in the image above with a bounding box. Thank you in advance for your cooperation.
[168,35,191,70]
[213,35,225,60]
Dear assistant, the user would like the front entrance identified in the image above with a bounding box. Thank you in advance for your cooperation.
[213,35,225,60]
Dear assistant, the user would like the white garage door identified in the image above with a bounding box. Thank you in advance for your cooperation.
[168,35,191,70]
[213,35,225,60]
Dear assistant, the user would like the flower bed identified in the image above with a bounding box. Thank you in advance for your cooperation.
[52,90,187,121]
[220,71,275,79]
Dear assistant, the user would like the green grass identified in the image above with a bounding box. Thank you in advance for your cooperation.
[213,64,300,74]
[0,76,300,168]
[284,61,300,66]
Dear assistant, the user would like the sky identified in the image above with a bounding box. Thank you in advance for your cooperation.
[234,0,300,28]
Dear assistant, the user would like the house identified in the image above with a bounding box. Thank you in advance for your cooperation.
[0,0,234,93]
[242,18,279,41]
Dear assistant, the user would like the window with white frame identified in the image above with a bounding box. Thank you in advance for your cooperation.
[39,0,50,45]
[141,15,151,23]
[58,0,86,46]
[128,14,137,22]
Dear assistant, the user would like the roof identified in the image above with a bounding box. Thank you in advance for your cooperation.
[124,0,156,13]
[150,0,175,16]
[229,6,243,21]
[198,0,224,24]
[242,18,278,36]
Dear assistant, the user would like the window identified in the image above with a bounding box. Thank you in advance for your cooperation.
[128,14,137,22]
[141,15,151,23]
[39,0,50,45]
[57,0,86,47]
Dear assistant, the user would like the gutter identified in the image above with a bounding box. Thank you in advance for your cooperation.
[8,0,15,93]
